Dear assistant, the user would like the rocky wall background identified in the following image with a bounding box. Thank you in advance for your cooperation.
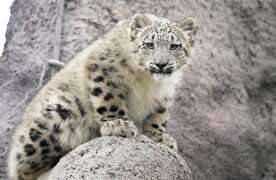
[0,0,276,179]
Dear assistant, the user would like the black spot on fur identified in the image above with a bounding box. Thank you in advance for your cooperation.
[41,155,49,161]
[120,59,127,67]
[74,96,86,117]
[158,128,164,132]
[49,156,62,168]
[29,128,42,142]
[41,148,50,155]
[55,104,72,120]
[156,106,166,114]
[53,124,62,134]
[161,122,167,127]
[104,93,114,101]
[60,96,72,104]
[30,161,40,170]
[151,124,159,129]
[39,139,49,147]
[43,107,53,120]
[128,68,135,74]
[97,106,107,114]
[138,60,145,67]
[54,146,62,153]
[100,118,108,122]
[171,35,174,41]
[92,87,103,96]
[94,76,104,83]
[49,134,58,143]
[102,68,109,76]
[19,135,25,143]
[118,110,125,116]
[118,94,125,99]
[182,47,188,55]
[69,123,75,132]
[34,121,48,130]
[107,115,116,118]
[106,81,118,88]
[100,56,106,61]
[109,105,118,112]
[38,123,48,130]
[108,66,118,73]
[87,63,99,72]
[104,48,111,56]
[57,83,70,92]
[16,153,21,160]
[24,144,36,156]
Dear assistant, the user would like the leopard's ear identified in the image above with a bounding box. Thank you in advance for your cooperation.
[129,14,151,41]
[175,17,198,46]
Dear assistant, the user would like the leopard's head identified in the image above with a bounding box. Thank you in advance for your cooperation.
[129,14,198,80]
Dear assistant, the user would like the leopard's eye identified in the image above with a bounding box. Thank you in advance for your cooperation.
[170,44,181,50]
[145,43,154,49]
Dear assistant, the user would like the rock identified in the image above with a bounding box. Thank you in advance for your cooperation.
[49,136,192,180]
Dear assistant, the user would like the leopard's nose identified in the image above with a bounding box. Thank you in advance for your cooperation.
[155,63,168,70]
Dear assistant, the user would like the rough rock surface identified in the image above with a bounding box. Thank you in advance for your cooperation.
[49,136,192,180]
[1,0,276,180]
[169,1,276,180]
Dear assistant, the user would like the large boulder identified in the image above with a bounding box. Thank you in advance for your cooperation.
[49,136,192,180]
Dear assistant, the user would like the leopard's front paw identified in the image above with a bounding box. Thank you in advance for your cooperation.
[159,133,178,151]
[145,131,177,151]
[100,119,139,138]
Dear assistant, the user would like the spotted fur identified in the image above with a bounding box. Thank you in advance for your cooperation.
[8,14,198,180]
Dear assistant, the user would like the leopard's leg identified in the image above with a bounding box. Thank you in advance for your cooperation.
[8,94,84,180]
[142,105,177,151]
[8,121,65,180]
[87,63,138,138]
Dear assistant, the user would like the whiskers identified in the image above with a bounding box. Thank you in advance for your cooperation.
[147,64,174,75]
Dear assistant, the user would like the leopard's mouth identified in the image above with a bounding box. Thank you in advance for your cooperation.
[148,67,174,75]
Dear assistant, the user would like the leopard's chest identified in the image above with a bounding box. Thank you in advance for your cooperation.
[127,88,159,126]
[124,66,182,129]
[126,76,164,128]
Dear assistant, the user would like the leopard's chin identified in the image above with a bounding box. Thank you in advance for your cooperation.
[152,72,172,81]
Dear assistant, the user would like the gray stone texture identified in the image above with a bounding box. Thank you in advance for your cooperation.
[49,136,191,180]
